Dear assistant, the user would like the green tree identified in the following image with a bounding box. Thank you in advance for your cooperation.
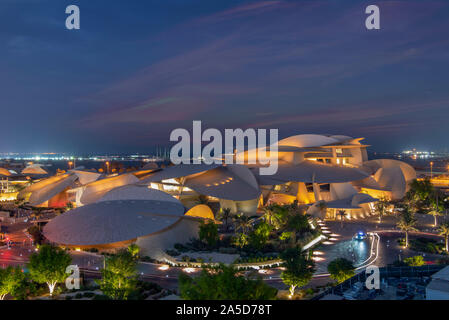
[262,206,275,226]
[127,244,140,259]
[407,178,435,211]
[27,244,72,296]
[374,197,389,223]
[409,178,434,201]
[27,225,43,245]
[178,264,277,300]
[287,214,310,233]
[232,233,249,248]
[199,221,219,247]
[337,210,347,228]
[233,214,253,235]
[284,214,310,247]
[249,221,272,250]
[279,232,292,242]
[397,208,418,248]
[438,222,449,252]
[0,266,26,300]
[97,249,138,300]
[428,210,442,227]
[327,258,355,283]
[270,204,289,230]
[280,247,315,296]
[403,191,419,214]
[404,255,425,267]
[218,208,232,232]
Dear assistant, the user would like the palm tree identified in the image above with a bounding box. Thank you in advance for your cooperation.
[233,214,253,235]
[397,209,418,248]
[262,206,275,226]
[220,208,232,232]
[428,210,442,227]
[438,222,449,252]
[337,210,347,228]
[270,205,289,230]
[374,197,389,223]
[403,191,419,214]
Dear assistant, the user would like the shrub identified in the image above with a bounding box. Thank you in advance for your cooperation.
[404,255,425,267]
[327,258,355,283]
[140,281,162,292]
[174,243,188,252]
[140,256,155,263]
[165,249,180,257]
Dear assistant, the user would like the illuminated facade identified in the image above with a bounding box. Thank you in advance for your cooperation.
[16,134,417,245]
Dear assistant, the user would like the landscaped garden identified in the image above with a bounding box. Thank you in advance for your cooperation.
[165,201,324,266]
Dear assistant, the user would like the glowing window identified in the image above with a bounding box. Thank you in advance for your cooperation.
[163,184,179,192]
[162,178,179,184]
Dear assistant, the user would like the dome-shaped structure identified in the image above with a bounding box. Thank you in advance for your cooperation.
[43,198,185,246]
[278,134,340,148]
[329,135,354,143]
[254,160,369,184]
[361,159,416,200]
[76,173,140,206]
[18,173,77,207]
[184,165,261,201]
[98,185,180,204]
[22,165,48,175]
[139,163,220,184]
[185,204,215,220]
[0,168,12,176]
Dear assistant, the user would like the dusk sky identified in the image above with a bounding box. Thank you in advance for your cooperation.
[2,0,449,154]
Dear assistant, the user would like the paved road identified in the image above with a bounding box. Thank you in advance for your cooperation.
[1,213,447,292]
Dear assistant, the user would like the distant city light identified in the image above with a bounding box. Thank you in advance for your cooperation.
[183,267,197,273]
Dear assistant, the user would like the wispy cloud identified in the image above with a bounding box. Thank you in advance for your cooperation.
[74,0,449,149]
